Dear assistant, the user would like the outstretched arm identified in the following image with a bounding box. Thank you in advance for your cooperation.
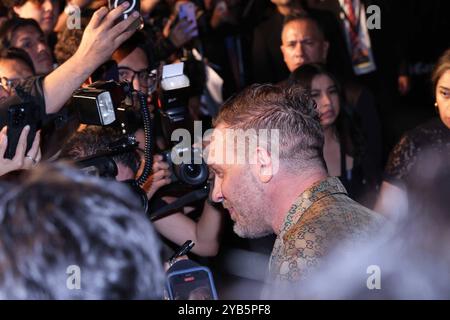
[153,200,223,257]
[44,3,140,114]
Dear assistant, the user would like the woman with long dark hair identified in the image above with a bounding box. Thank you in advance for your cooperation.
[289,63,380,206]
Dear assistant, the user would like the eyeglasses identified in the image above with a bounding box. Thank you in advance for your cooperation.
[118,66,151,88]
[0,77,21,94]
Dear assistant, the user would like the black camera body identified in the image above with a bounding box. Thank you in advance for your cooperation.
[156,62,209,189]
[161,147,208,188]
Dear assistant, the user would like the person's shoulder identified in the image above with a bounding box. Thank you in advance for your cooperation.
[255,10,284,32]
[300,194,384,235]
[406,117,446,139]
[392,117,448,157]
[416,117,450,138]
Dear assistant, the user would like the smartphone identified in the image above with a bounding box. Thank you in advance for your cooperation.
[178,2,198,37]
[108,0,143,30]
[6,103,38,159]
[166,265,218,300]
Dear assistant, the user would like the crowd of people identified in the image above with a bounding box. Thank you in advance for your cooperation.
[0,0,449,299]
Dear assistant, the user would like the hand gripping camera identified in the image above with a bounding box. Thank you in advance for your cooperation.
[148,62,210,221]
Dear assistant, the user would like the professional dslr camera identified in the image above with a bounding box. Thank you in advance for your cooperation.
[155,62,209,189]
[145,62,210,221]
[68,79,154,210]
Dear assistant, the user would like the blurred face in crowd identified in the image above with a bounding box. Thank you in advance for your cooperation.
[11,25,53,75]
[0,58,34,101]
[310,74,340,130]
[436,70,450,129]
[281,19,329,72]
[12,0,59,35]
[271,0,293,6]
[208,124,273,239]
[117,47,150,95]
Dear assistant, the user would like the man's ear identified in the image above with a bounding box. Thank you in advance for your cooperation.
[254,147,273,184]
[13,6,22,16]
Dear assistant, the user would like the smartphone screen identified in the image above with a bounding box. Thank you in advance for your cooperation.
[178,2,199,37]
[167,267,218,300]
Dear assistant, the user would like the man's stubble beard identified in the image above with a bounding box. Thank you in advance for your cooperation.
[230,169,273,239]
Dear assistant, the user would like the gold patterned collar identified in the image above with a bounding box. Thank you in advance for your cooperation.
[279,177,348,237]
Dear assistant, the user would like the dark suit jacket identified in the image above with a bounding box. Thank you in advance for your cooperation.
[305,0,401,83]
[251,8,353,84]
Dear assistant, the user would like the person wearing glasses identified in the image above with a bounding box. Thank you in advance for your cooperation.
[112,32,152,95]
[2,3,141,174]
[109,33,223,257]
[0,47,35,101]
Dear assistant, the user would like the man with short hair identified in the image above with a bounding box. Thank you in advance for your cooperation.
[280,15,330,73]
[251,0,349,83]
[0,47,35,101]
[208,84,384,283]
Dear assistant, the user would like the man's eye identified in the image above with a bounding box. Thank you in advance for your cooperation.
[119,72,129,80]
[440,90,449,97]
[21,41,32,49]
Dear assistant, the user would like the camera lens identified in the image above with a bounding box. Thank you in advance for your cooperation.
[185,164,201,179]
[176,163,209,187]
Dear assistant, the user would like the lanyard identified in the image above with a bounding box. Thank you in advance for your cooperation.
[339,0,362,35]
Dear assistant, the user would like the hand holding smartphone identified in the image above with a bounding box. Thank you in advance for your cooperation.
[6,103,39,159]
[108,0,143,30]
[178,1,198,37]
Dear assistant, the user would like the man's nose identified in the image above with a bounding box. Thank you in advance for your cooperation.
[37,41,48,54]
[210,179,224,203]
[42,0,54,12]
[132,77,141,92]
[294,42,304,56]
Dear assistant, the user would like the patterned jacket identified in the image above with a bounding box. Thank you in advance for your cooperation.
[269,177,385,282]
